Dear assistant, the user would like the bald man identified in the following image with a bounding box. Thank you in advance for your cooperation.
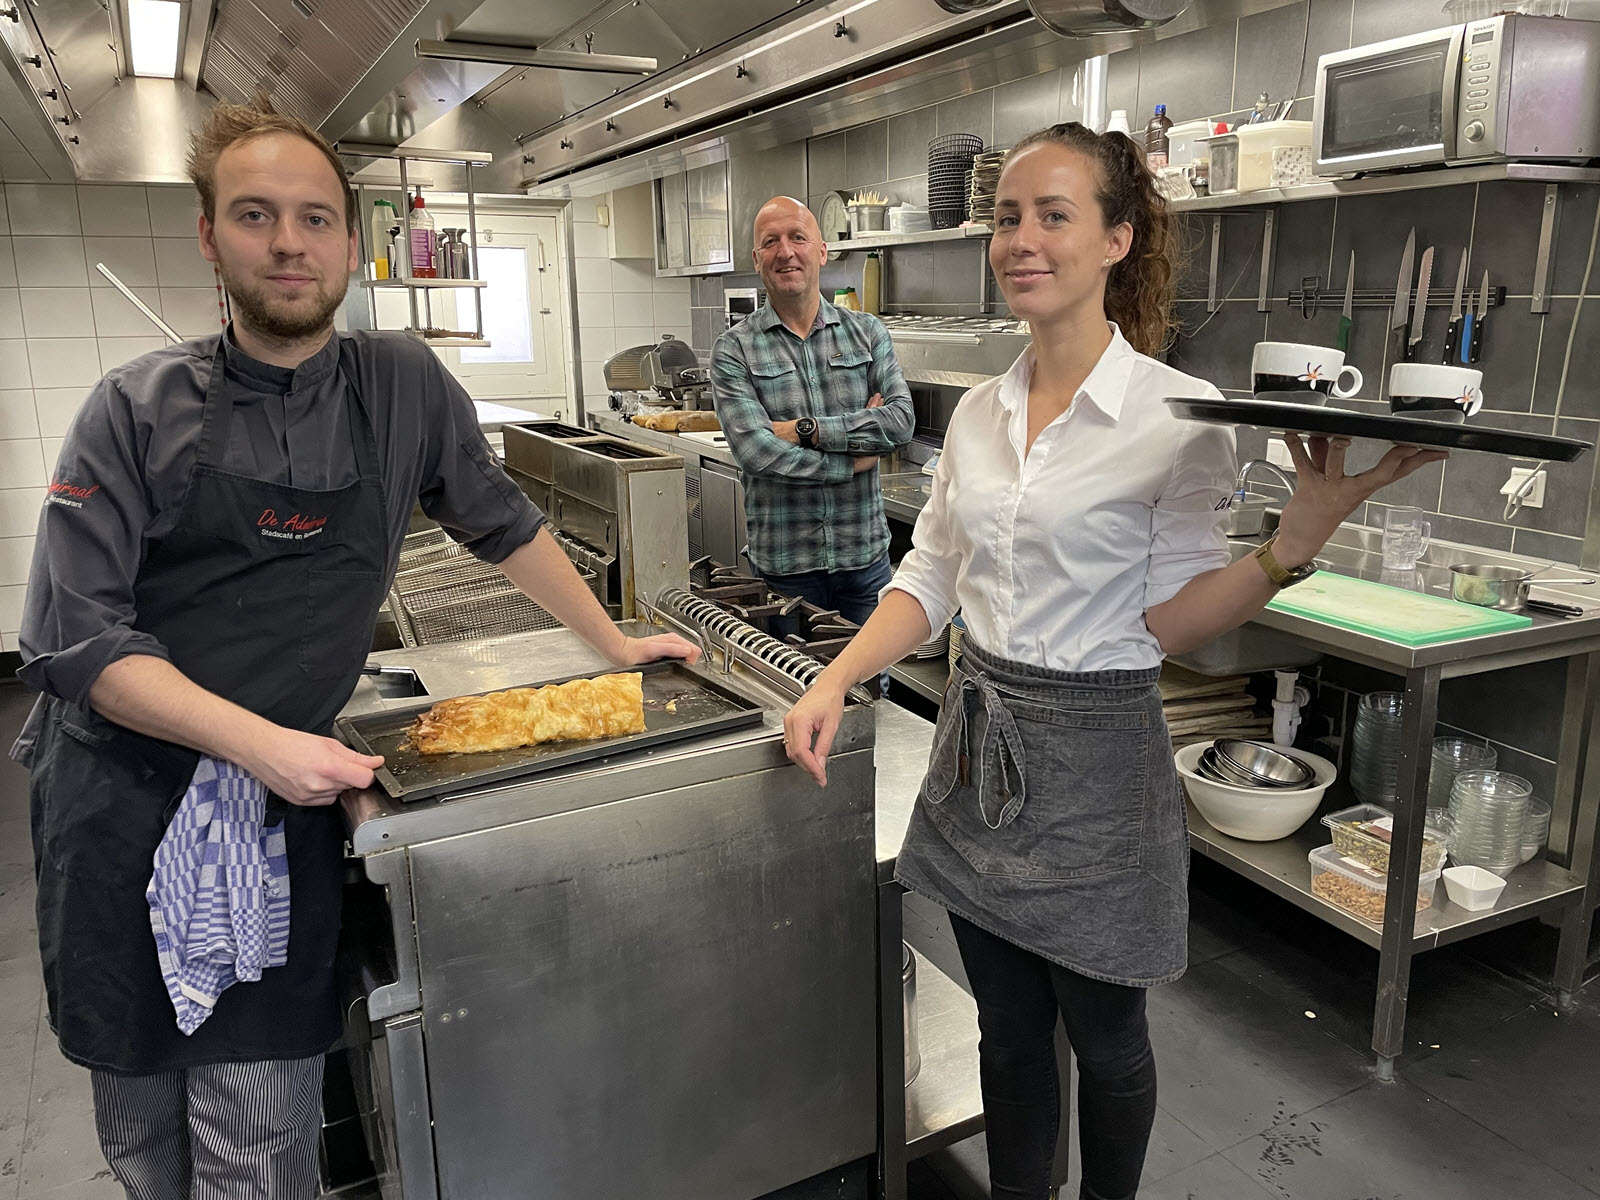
[709,197,913,625]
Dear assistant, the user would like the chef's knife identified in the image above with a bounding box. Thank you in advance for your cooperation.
[1389,228,1416,371]
[1443,251,1467,365]
[1468,269,1489,364]
[1337,251,1355,352]
[1408,245,1434,360]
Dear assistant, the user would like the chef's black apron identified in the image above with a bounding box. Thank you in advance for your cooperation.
[29,333,389,1074]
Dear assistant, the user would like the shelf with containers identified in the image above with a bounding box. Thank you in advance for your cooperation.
[1190,529,1600,1081]
[337,142,495,348]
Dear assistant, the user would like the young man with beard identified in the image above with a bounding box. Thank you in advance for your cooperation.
[12,98,695,1199]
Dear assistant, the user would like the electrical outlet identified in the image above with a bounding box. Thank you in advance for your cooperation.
[1266,437,1295,471]
[1499,467,1547,509]
[596,203,610,228]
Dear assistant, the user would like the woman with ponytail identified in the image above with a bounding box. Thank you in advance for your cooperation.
[783,123,1441,1199]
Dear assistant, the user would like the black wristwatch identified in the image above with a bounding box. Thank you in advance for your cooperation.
[795,416,819,448]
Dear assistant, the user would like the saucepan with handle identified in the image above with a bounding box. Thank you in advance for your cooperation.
[1448,563,1595,614]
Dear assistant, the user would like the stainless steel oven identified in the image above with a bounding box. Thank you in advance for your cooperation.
[1313,15,1600,177]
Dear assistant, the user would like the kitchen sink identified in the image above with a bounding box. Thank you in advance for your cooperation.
[363,666,430,699]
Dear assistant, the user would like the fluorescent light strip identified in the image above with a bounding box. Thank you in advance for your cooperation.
[129,0,182,79]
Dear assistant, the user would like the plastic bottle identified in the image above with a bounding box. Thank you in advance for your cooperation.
[833,287,860,311]
[862,253,882,315]
[1145,104,1173,170]
[370,199,396,279]
[1106,109,1132,135]
[409,195,436,278]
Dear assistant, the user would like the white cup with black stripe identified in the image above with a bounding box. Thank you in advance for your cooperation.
[1251,342,1363,405]
[1388,363,1485,424]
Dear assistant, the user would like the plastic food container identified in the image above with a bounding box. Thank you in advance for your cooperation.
[1206,120,1312,194]
[1308,844,1440,924]
[1322,803,1449,874]
[1166,119,1214,170]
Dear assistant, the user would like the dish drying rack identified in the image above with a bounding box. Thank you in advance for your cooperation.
[642,586,875,706]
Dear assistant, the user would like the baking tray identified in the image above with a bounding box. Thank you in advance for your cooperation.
[1164,398,1593,462]
[335,660,766,803]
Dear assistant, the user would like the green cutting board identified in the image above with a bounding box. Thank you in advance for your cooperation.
[1265,571,1532,646]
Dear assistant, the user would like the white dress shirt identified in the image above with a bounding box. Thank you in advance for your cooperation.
[888,324,1237,672]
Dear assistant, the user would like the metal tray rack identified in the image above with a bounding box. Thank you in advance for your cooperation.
[335,659,766,802]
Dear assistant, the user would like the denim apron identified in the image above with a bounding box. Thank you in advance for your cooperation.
[896,640,1189,987]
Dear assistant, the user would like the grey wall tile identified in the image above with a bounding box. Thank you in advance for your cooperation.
[1511,527,1584,566]
[1234,3,1309,113]
[933,241,988,308]
[690,307,718,354]
[935,92,994,147]
[1138,23,1237,124]
[1550,184,1600,296]
[808,133,847,197]
[845,120,888,193]
[1416,510,1514,553]
[993,71,1063,150]
[1107,47,1140,118]
[1351,0,1439,46]
[1533,299,1600,419]
[1174,214,1212,301]
[690,276,722,308]
[1273,199,1337,300]
[1299,0,1354,99]
[885,175,929,209]
[1441,436,1586,539]
[888,107,938,182]
[1331,186,1476,295]
[1468,301,1542,414]
[1470,182,1547,297]
[1170,301,1268,391]
[888,250,937,307]
[1344,444,1444,510]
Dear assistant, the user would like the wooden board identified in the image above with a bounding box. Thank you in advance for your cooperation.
[1159,662,1249,702]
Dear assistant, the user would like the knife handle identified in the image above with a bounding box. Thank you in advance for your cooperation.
[1468,313,1485,364]
[1459,314,1474,365]
[1337,315,1351,353]
[1389,325,1409,373]
[1443,317,1461,365]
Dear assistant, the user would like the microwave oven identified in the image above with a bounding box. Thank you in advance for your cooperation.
[1312,14,1600,178]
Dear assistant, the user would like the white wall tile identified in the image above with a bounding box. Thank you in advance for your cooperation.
[26,338,102,390]
[611,260,655,293]
[5,185,80,236]
[14,237,88,287]
[573,221,609,257]
[0,583,25,633]
[34,388,85,438]
[0,239,14,289]
[0,536,35,586]
[90,285,166,337]
[575,257,611,293]
[580,361,606,396]
[98,337,165,373]
[576,291,613,328]
[84,237,159,288]
[159,288,224,337]
[40,438,63,474]
[613,291,655,327]
[21,289,95,339]
[0,439,46,487]
[77,185,153,237]
[0,288,18,336]
[0,188,8,236]
[0,390,38,439]
[653,275,691,297]
[0,487,41,537]
[0,339,30,387]
[652,293,690,325]
[579,326,617,362]
[570,196,601,223]
[0,632,12,652]
[153,238,217,288]
[146,187,200,238]
[615,324,661,348]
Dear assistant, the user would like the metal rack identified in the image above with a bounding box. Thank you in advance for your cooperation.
[336,142,494,348]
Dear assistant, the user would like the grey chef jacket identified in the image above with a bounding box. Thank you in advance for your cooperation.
[13,327,545,755]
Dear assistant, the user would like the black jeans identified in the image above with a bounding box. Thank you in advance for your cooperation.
[950,913,1158,1200]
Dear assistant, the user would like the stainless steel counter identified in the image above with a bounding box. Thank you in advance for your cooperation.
[590,408,742,469]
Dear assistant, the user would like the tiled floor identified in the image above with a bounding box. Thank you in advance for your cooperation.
[2,679,1596,1200]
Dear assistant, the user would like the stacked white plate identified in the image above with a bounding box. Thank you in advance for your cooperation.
[911,624,950,661]
[946,614,966,674]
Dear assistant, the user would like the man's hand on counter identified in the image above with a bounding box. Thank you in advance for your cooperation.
[608,632,703,668]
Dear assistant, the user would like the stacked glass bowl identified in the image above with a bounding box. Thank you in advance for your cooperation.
[1448,770,1534,875]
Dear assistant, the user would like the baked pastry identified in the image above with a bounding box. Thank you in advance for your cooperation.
[630,410,720,433]
[406,672,647,755]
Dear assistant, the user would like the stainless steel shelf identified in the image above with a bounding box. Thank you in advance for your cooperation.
[1171,162,1600,213]
[904,952,983,1161]
[1187,801,1585,951]
[889,659,948,706]
[826,225,992,254]
[359,278,488,289]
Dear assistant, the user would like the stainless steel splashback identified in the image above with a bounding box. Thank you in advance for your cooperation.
[881,314,1030,390]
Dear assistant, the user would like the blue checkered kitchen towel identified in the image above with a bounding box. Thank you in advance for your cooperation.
[146,756,291,1035]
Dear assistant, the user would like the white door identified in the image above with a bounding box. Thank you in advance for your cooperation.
[370,209,568,401]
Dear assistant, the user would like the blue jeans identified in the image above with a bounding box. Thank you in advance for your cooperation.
[756,554,894,627]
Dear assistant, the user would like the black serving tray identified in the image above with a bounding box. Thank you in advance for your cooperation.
[335,660,766,803]
[1164,398,1593,463]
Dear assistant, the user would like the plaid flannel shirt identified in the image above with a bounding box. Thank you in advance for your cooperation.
[710,300,914,575]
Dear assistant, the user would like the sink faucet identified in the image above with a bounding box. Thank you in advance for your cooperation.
[1234,459,1296,499]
